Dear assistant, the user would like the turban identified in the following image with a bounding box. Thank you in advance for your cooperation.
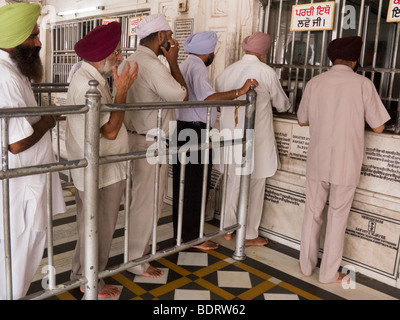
[327,36,363,63]
[184,31,218,55]
[0,2,41,49]
[75,22,121,62]
[242,32,271,55]
[136,14,171,40]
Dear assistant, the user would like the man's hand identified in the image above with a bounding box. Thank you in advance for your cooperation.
[161,38,180,67]
[112,61,139,103]
[239,79,259,96]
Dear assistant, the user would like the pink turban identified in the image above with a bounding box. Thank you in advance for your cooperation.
[74,22,121,62]
[242,32,271,55]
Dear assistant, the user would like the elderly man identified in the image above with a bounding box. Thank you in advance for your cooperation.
[0,2,66,300]
[66,22,138,298]
[173,31,257,250]
[297,36,390,284]
[216,32,290,247]
[119,14,187,278]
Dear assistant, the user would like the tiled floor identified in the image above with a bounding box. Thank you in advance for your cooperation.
[26,186,400,301]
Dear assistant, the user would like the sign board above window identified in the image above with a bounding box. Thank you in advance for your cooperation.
[387,0,400,22]
[290,1,335,32]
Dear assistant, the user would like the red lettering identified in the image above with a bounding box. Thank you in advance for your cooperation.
[394,0,400,5]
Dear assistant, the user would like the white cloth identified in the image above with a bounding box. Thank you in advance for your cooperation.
[0,50,65,299]
[136,14,171,40]
[216,54,291,179]
[66,61,129,191]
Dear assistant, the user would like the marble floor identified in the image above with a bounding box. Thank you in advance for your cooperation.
[26,186,400,302]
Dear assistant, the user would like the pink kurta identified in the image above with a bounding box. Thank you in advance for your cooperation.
[297,65,391,187]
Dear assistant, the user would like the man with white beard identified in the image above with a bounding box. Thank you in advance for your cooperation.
[66,22,138,299]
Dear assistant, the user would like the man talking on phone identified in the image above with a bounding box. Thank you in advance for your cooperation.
[119,14,188,278]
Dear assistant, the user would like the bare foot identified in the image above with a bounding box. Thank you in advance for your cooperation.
[98,284,121,299]
[193,240,219,250]
[325,272,348,284]
[298,262,312,277]
[245,237,268,247]
[141,265,164,278]
[224,233,233,241]
[81,284,121,299]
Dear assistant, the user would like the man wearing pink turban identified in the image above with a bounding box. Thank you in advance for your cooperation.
[216,32,291,247]
[0,2,66,300]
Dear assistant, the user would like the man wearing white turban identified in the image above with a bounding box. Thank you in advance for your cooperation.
[0,2,66,299]
[172,31,257,250]
[120,14,188,278]
[216,32,291,247]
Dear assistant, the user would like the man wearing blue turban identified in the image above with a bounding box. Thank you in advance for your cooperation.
[172,31,257,249]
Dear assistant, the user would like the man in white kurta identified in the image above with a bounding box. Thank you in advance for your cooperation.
[0,3,65,300]
[120,14,187,277]
[216,32,291,246]
[297,36,391,283]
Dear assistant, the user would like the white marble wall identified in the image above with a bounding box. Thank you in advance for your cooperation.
[261,118,400,288]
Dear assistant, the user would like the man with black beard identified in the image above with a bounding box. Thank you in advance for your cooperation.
[0,2,66,300]
[173,31,257,249]
[66,21,138,299]
[119,14,188,278]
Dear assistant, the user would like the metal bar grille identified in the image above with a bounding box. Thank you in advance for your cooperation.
[263,0,400,133]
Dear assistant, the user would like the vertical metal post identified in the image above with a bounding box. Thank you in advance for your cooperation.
[177,152,187,246]
[124,161,132,264]
[46,172,56,290]
[83,80,101,300]
[1,118,12,300]
[151,110,162,255]
[199,107,212,238]
[233,86,257,261]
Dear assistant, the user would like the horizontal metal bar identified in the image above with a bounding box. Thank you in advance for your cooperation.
[23,224,240,301]
[104,99,248,112]
[0,160,87,180]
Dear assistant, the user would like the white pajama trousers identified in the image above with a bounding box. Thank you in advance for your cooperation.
[0,200,46,300]
[299,179,356,283]
[223,165,266,240]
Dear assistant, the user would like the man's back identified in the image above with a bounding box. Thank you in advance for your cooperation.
[298,65,390,186]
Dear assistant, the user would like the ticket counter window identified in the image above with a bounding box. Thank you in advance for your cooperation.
[264,0,400,132]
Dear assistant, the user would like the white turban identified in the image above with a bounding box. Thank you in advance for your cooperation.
[136,14,171,40]
[184,31,218,55]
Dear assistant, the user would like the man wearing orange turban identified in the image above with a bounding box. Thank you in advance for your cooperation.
[0,2,66,300]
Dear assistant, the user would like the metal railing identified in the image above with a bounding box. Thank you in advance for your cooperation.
[1,81,257,300]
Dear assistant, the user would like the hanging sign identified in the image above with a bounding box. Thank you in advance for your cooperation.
[387,0,400,22]
[291,1,336,32]
[102,18,120,25]
[129,16,145,36]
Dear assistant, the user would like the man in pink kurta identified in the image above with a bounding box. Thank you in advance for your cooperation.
[297,36,390,284]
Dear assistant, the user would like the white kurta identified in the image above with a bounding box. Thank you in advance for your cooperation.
[0,50,65,299]
[215,54,291,179]
[215,54,290,239]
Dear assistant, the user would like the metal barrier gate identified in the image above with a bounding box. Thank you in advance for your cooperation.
[1,81,257,300]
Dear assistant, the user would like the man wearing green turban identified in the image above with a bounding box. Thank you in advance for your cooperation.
[0,2,41,49]
[0,2,66,300]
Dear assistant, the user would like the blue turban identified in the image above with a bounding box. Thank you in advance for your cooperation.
[184,31,218,55]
